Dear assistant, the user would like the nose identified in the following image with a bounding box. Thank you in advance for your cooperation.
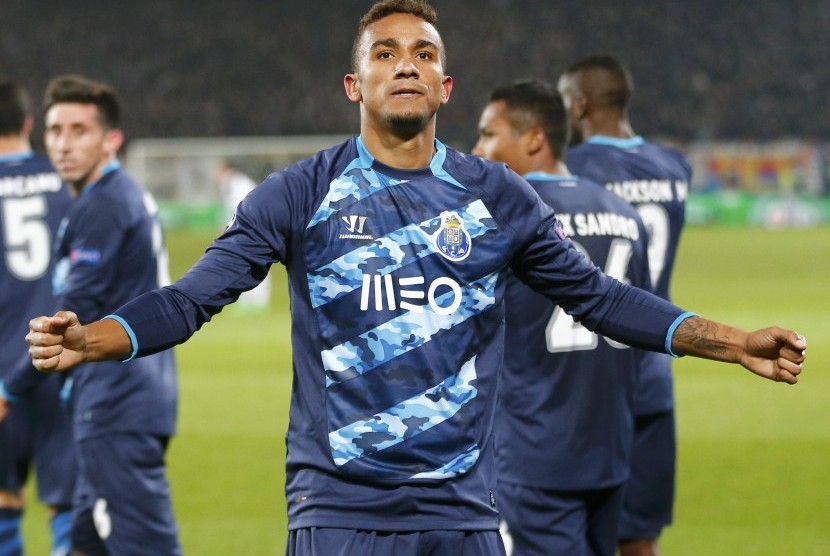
[471,140,484,157]
[395,55,420,79]
[52,131,72,151]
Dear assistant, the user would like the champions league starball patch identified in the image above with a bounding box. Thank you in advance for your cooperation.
[435,211,472,261]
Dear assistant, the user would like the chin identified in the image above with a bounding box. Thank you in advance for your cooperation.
[386,112,430,131]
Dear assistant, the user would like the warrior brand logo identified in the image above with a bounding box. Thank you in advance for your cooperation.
[359,274,463,315]
[339,215,373,240]
[435,211,472,261]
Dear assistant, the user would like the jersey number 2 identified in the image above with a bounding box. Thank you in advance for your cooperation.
[545,239,632,353]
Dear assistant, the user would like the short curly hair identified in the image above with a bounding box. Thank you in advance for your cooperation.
[351,0,444,72]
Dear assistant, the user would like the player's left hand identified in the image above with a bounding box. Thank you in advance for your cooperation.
[740,327,806,384]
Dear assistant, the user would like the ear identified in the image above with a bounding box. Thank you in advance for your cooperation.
[572,95,588,121]
[526,127,546,156]
[103,128,124,156]
[21,115,34,137]
[344,73,362,103]
[440,75,453,104]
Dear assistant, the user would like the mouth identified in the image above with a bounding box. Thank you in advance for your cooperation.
[390,87,423,99]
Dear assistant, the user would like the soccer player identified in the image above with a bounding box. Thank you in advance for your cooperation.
[25,3,805,555]
[472,79,654,556]
[558,54,691,556]
[39,75,180,555]
[0,80,75,556]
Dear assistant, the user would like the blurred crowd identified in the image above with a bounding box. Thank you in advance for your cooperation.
[3,0,828,149]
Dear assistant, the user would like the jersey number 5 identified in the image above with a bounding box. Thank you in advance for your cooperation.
[2,196,51,280]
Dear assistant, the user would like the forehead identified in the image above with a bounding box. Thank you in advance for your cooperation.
[358,12,443,55]
[479,101,511,127]
[46,102,101,126]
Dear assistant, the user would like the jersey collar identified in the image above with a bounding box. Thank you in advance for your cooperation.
[587,135,644,149]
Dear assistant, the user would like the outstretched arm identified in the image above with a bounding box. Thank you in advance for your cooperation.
[671,317,806,384]
[26,311,132,373]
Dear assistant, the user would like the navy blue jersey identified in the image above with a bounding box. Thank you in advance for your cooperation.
[566,136,691,414]
[111,137,688,532]
[498,173,652,491]
[0,152,70,394]
[54,164,177,440]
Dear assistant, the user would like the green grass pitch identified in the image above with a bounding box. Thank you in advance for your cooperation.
[21,225,830,555]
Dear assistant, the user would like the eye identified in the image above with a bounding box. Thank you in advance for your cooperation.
[416,51,433,60]
[377,51,393,60]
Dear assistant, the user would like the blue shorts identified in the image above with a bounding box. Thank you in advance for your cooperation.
[286,528,505,556]
[72,433,181,556]
[0,375,76,506]
[618,410,676,541]
[498,481,624,556]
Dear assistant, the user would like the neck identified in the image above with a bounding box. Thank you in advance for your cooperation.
[523,154,570,177]
[581,114,635,140]
[538,160,570,176]
[0,135,31,155]
[71,156,116,196]
[359,119,438,169]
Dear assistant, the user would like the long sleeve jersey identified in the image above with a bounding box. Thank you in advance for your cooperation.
[112,137,689,531]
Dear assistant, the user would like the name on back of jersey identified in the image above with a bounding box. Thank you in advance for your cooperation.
[0,172,62,197]
[604,179,688,204]
[557,212,640,240]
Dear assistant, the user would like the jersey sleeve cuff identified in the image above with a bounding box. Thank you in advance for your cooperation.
[102,315,139,362]
[665,311,699,357]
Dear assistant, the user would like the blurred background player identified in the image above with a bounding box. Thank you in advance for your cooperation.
[0,80,75,556]
[216,159,271,312]
[473,80,652,556]
[558,54,691,556]
[41,75,180,555]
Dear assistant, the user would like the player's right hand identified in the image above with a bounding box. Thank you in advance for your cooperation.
[26,311,86,373]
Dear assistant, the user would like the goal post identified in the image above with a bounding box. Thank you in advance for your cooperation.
[125,134,351,229]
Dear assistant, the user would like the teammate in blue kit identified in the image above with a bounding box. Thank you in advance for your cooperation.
[558,54,691,556]
[0,80,75,556]
[39,75,180,555]
[473,79,655,556]
[25,3,806,555]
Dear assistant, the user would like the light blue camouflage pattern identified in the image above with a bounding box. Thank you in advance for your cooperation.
[306,138,505,480]
[411,445,481,480]
[308,199,496,308]
[323,272,498,386]
[329,355,479,472]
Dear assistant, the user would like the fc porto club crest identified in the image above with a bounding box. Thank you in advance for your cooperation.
[435,211,472,261]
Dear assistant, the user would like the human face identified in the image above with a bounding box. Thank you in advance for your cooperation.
[345,12,452,135]
[472,100,532,175]
[44,102,122,191]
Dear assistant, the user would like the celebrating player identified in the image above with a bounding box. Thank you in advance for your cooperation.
[26,3,805,555]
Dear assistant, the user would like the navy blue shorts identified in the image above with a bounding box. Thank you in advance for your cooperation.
[498,481,624,556]
[618,410,676,541]
[0,375,76,506]
[286,528,506,556]
[72,433,181,556]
